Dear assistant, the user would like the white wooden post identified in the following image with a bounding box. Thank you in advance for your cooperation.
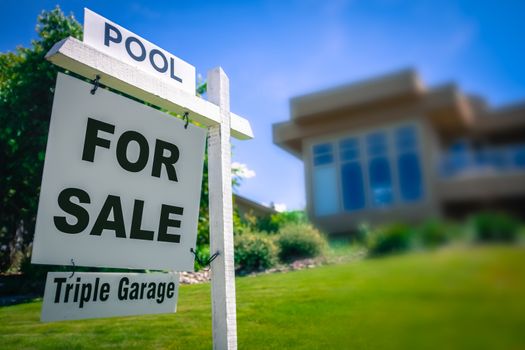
[207,67,237,350]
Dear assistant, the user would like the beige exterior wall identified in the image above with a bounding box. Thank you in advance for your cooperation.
[438,172,525,201]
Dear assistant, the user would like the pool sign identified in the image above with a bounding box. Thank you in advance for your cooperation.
[83,8,195,95]
[41,272,179,322]
[31,73,206,271]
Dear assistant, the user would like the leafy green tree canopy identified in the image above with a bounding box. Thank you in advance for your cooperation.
[0,7,82,271]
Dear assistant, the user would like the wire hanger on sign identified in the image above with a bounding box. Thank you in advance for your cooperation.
[190,248,219,271]
[90,75,101,95]
[69,258,76,278]
[183,111,190,129]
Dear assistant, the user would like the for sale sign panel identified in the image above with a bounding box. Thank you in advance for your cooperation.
[31,73,206,271]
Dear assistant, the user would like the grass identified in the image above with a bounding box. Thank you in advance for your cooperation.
[1,245,524,349]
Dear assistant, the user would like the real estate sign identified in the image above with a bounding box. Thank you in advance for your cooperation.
[36,6,245,346]
[41,272,179,322]
[31,72,206,271]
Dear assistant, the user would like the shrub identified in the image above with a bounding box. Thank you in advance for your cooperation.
[417,220,454,248]
[234,231,277,274]
[471,212,521,243]
[367,223,413,257]
[276,223,326,263]
[355,223,372,243]
[253,211,307,233]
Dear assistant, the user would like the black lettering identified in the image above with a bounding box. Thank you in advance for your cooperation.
[53,277,67,303]
[104,23,122,47]
[80,283,92,308]
[54,188,90,234]
[82,118,115,163]
[65,283,74,302]
[166,282,175,299]
[73,277,81,303]
[90,195,126,238]
[156,283,166,303]
[151,139,179,181]
[93,278,99,302]
[130,200,154,241]
[149,49,168,73]
[116,131,149,172]
[129,282,139,300]
[140,282,148,299]
[147,282,156,299]
[125,36,146,61]
[100,283,110,301]
[158,205,183,243]
[118,277,129,300]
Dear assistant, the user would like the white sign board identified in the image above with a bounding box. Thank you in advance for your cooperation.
[83,8,196,95]
[31,73,206,271]
[41,272,179,322]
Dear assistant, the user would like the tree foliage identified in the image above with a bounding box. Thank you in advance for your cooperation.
[249,210,306,234]
[0,7,82,271]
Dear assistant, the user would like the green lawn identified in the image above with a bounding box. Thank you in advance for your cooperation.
[1,245,524,349]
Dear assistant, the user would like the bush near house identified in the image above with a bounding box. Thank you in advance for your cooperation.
[276,223,327,263]
[471,212,521,243]
[362,212,524,258]
[366,223,414,257]
[416,219,458,248]
[234,231,278,275]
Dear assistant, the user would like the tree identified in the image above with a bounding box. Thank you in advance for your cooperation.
[0,7,82,271]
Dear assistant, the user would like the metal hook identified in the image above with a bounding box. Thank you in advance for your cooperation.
[90,75,101,95]
[183,112,190,129]
[69,258,76,278]
[208,251,220,265]
[190,248,219,271]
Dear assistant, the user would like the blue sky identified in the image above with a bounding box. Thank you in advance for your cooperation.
[1,0,524,210]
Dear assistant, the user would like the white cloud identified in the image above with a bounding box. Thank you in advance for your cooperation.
[273,203,287,212]
[232,162,256,179]
[263,202,287,212]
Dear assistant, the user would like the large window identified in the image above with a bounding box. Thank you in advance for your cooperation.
[366,132,393,207]
[311,122,425,217]
[312,143,339,216]
[340,138,365,211]
[395,126,423,201]
[313,143,334,166]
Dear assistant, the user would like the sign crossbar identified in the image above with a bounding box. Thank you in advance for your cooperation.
[45,37,253,140]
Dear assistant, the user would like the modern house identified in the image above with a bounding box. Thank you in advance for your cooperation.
[273,70,525,234]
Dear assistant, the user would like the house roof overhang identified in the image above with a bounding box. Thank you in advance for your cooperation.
[273,69,475,156]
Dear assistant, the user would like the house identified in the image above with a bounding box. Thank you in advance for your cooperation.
[234,194,276,220]
[273,69,525,234]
